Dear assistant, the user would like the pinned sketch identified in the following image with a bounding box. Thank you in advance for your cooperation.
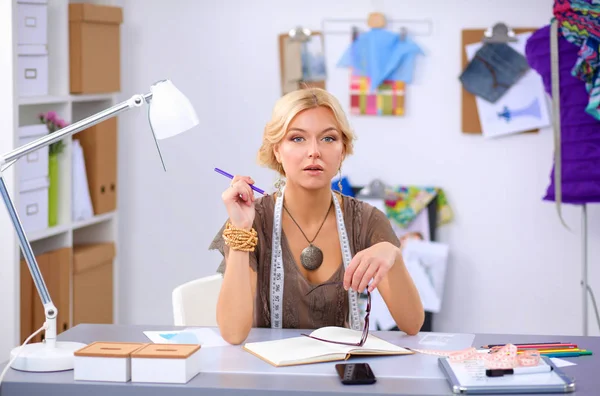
[497,98,543,122]
[301,35,327,81]
[402,239,449,313]
[369,239,449,330]
[465,32,551,138]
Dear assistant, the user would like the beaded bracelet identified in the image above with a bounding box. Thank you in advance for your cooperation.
[222,221,258,252]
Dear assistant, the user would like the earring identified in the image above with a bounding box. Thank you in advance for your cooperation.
[337,168,343,193]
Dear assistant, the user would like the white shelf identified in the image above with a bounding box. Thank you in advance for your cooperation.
[70,93,117,103]
[28,222,71,243]
[72,211,115,230]
[18,93,117,106]
[26,212,116,243]
[18,95,70,106]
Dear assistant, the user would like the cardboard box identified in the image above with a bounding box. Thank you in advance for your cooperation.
[74,118,117,215]
[18,176,49,233]
[73,242,115,326]
[17,44,48,97]
[21,247,72,344]
[131,344,202,384]
[74,342,146,382]
[69,3,122,93]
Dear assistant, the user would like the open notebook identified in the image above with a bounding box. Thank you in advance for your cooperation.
[243,326,413,367]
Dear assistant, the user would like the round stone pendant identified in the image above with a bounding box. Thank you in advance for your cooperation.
[300,244,323,271]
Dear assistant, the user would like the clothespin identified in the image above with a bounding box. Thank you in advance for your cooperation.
[400,26,407,41]
[288,26,312,42]
[351,25,360,40]
[356,179,387,199]
[482,22,517,43]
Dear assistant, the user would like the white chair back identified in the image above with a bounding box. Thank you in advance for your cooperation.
[172,274,223,326]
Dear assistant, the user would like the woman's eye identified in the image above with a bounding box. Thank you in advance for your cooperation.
[292,136,304,142]
[323,136,336,142]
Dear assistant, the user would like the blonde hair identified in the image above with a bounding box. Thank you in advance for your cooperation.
[257,88,356,176]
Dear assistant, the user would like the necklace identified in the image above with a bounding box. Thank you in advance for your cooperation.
[283,200,333,271]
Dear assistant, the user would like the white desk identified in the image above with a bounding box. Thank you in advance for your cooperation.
[1,324,598,395]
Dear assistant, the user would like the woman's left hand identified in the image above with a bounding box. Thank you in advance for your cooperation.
[343,242,400,293]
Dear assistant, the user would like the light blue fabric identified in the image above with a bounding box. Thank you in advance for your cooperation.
[337,28,423,90]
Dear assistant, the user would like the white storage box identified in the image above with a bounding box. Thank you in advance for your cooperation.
[17,44,48,97]
[18,176,49,233]
[17,125,49,182]
[74,342,146,382]
[17,0,48,45]
[131,344,201,384]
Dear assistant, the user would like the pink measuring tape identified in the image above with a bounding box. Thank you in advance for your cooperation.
[410,344,541,369]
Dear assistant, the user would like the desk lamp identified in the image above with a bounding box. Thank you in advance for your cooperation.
[0,79,199,372]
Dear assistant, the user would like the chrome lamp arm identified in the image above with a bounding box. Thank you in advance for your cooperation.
[0,79,198,373]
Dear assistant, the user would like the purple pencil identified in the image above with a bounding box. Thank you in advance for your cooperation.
[214,167,266,195]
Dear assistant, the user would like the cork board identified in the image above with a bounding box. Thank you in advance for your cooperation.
[461,28,538,134]
[278,32,326,95]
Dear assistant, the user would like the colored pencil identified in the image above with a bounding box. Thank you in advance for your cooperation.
[486,343,577,350]
[214,168,266,195]
[541,351,592,358]
[518,349,585,354]
[481,342,566,348]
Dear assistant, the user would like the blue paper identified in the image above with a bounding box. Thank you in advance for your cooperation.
[337,28,424,89]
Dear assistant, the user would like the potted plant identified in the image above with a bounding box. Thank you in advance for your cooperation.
[39,111,68,227]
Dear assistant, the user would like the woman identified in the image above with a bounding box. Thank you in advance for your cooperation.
[209,88,424,345]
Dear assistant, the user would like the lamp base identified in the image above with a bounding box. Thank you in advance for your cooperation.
[9,341,87,372]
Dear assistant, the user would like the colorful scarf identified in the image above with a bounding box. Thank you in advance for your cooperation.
[554,0,600,120]
[383,186,453,228]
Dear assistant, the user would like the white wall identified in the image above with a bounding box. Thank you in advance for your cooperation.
[0,1,19,361]
[117,0,600,336]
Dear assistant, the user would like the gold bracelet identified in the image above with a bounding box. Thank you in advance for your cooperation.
[222,221,258,252]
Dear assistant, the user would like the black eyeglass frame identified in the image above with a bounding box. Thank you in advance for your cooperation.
[301,281,371,347]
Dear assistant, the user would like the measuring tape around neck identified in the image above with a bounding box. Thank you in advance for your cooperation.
[270,187,362,331]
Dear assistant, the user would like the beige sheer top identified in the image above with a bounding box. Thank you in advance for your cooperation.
[208,193,401,330]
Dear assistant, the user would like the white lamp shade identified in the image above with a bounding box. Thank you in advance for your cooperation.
[148,80,199,140]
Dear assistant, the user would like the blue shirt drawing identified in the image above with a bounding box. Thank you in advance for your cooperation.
[337,28,423,90]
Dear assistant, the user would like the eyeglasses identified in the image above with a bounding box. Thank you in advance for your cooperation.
[301,281,370,347]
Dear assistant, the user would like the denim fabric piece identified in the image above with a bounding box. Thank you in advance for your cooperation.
[460,43,530,103]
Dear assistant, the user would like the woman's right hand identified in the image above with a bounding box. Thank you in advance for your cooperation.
[221,175,256,229]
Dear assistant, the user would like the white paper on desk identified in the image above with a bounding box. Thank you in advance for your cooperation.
[550,358,577,367]
[419,333,460,347]
[465,32,551,138]
[445,357,566,387]
[143,328,229,347]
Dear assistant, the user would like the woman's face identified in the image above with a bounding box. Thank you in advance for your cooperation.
[274,106,345,191]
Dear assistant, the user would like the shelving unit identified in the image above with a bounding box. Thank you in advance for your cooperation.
[0,0,122,356]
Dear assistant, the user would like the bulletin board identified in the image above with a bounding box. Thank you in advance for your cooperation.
[461,28,538,134]
[278,32,326,95]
